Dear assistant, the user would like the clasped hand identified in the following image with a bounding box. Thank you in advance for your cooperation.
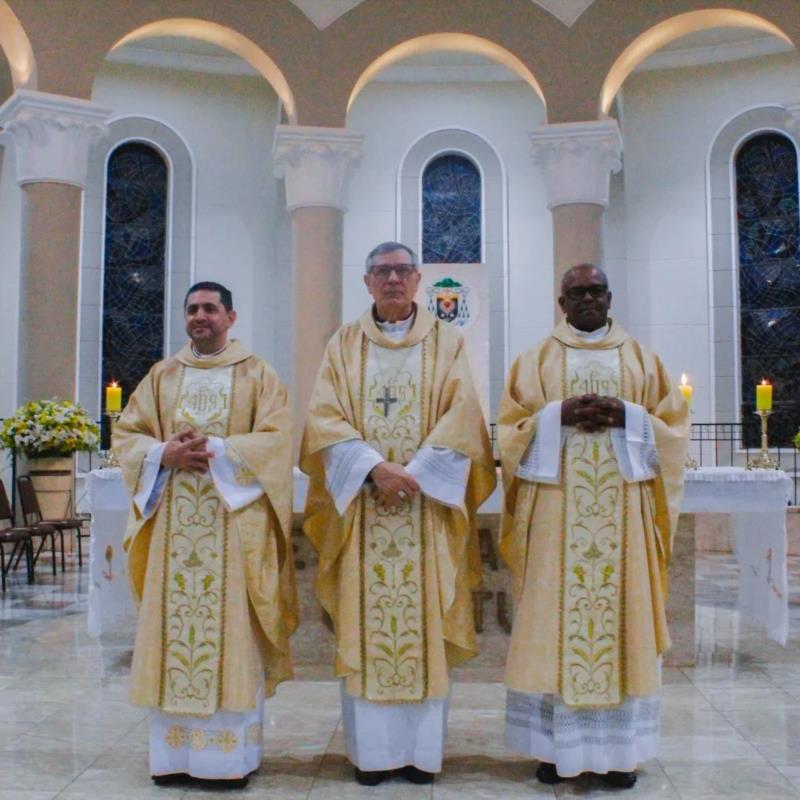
[368,461,419,511]
[561,394,625,432]
[161,427,213,472]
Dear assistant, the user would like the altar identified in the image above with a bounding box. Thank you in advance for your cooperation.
[676,467,793,651]
[86,468,136,636]
[86,465,793,667]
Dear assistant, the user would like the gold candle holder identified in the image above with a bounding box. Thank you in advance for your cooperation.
[747,409,779,470]
[100,411,121,469]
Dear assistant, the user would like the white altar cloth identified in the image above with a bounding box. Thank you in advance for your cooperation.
[291,466,796,645]
[86,468,136,637]
[684,467,792,645]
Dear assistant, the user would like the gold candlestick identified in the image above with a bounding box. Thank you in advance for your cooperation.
[747,409,779,470]
[100,411,121,469]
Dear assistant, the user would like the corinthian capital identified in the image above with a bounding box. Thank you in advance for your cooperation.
[0,90,109,188]
[529,119,623,209]
[273,124,364,212]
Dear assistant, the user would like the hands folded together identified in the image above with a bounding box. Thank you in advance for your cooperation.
[368,461,419,512]
[161,427,214,472]
[561,394,625,432]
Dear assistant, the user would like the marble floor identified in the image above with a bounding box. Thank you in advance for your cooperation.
[3,556,800,799]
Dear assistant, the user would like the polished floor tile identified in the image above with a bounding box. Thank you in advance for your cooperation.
[2,553,800,797]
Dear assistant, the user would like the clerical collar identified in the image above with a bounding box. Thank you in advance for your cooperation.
[191,342,230,359]
[568,321,610,342]
[377,314,414,334]
[375,307,416,338]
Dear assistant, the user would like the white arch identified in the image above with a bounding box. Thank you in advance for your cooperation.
[601,10,793,115]
[111,18,296,123]
[0,0,36,88]
[705,105,799,429]
[348,33,546,114]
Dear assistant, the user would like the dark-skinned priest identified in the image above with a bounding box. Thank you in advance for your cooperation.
[114,281,298,788]
[301,242,496,786]
[498,264,689,789]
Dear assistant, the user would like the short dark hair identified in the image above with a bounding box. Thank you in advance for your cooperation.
[184,281,233,311]
[560,263,609,293]
[365,241,419,272]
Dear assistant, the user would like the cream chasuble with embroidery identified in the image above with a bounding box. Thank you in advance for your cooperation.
[499,320,689,704]
[301,306,496,702]
[361,337,428,701]
[115,340,298,718]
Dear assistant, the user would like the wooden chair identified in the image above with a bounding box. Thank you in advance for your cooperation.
[16,475,82,572]
[0,480,52,580]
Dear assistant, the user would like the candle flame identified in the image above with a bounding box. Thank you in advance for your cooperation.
[680,373,688,386]
[110,380,118,388]
[761,378,770,386]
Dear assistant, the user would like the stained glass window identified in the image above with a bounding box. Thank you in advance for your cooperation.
[422,154,481,264]
[101,142,168,402]
[736,133,800,445]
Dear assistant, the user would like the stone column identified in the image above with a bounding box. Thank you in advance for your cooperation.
[529,119,622,311]
[273,125,363,453]
[0,90,108,402]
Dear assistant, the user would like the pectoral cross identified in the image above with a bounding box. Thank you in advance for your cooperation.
[378,385,398,417]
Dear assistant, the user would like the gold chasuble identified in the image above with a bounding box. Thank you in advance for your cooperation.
[301,307,496,702]
[499,320,688,707]
[115,340,298,715]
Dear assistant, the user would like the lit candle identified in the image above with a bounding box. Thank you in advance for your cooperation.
[106,381,122,413]
[678,373,693,407]
[756,379,773,412]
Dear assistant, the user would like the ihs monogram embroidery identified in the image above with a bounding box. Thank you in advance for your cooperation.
[561,347,625,708]
[361,340,428,702]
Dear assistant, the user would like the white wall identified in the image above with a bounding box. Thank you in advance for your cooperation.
[619,51,800,423]
[346,80,553,415]
[90,62,290,381]
[0,142,21,417]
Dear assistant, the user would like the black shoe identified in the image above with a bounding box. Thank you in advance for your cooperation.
[603,770,637,788]
[194,776,249,789]
[536,762,564,784]
[151,773,188,786]
[354,767,390,786]
[402,765,435,784]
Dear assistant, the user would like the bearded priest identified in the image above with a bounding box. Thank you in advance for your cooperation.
[498,264,689,789]
[114,281,298,788]
[301,242,496,786]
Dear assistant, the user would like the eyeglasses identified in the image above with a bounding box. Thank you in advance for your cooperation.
[564,285,608,301]
[368,264,417,281]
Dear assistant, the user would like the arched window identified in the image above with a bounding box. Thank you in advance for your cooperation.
[735,132,800,445]
[101,142,168,400]
[422,153,481,264]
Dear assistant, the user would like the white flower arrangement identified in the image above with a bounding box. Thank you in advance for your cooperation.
[0,399,100,457]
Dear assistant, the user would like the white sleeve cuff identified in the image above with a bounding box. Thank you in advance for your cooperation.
[207,436,265,512]
[516,401,564,484]
[610,401,659,482]
[406,446,470,508]
[133,442,169,518]
[324,439,384,516]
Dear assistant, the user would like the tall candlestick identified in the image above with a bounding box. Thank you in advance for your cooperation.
[679,373,693,407]
[756,379,773,411]
[106,382,122,413]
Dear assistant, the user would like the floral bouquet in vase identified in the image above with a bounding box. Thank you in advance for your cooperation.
[0,399,100,458]
[0,399,100,518]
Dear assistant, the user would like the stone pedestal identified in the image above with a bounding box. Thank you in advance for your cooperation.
[665,512,696,667]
